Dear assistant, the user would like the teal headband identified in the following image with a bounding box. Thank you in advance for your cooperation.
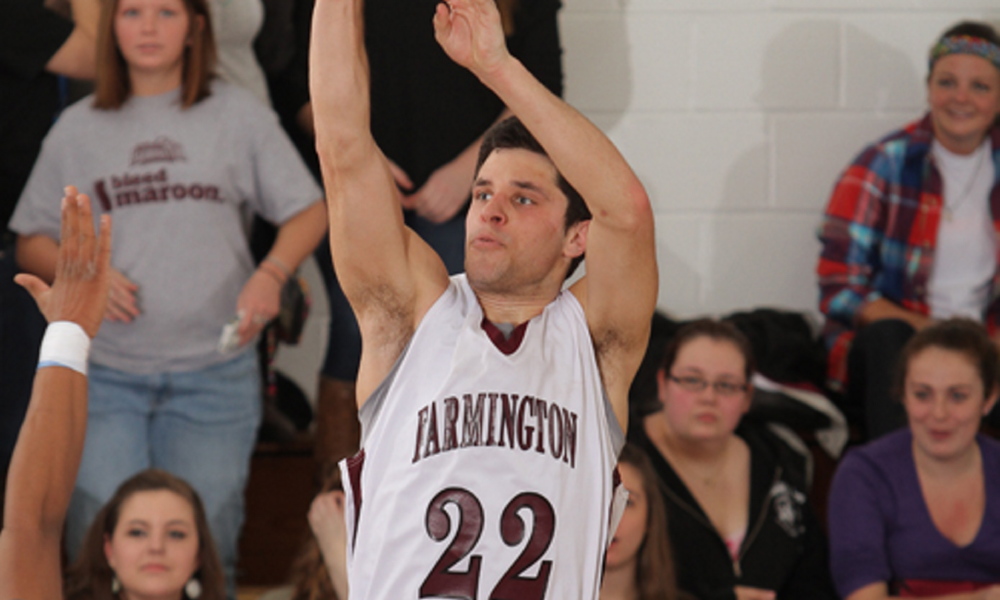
[929,35,1000,72]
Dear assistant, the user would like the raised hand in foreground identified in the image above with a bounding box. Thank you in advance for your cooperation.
[0,186,110,600]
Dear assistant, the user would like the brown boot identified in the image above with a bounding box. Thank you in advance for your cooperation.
[315,376,360,469]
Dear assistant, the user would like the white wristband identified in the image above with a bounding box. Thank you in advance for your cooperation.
[38,321,91,376]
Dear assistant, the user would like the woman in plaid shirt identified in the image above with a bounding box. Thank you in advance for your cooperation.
[818,20,1000,440]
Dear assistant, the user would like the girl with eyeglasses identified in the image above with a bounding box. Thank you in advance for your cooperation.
[632,319,836,600]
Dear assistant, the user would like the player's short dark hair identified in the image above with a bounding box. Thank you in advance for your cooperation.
[476,117,592,278]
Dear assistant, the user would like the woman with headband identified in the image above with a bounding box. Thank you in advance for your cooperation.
[817,21,1000,441]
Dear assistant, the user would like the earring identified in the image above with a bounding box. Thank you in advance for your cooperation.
[185,577,202,599]
[111,575,121,594]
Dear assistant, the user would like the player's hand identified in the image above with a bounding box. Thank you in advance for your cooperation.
[734,586,776,600]
[235,268,282,346]
[14,186,111,339]
[433,0,510,78]
[103,268,140,323]
[400,158,472,223]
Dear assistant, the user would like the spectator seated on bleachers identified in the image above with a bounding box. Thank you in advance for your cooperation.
[630,310,848,464]
[828,319,1000,599]
[600,443,689,600]
[630,318,838,600]
[817,21,1000,441]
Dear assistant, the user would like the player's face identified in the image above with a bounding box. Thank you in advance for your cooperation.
[104,490,201,598]
[114,0,192,84]
[604,462,647,572]
[465,149,585,295]
[656,336,750,443]
[927,53,1000,154]
[903,346,997,463]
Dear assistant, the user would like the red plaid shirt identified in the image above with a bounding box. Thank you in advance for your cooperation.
[817,114,1000,389]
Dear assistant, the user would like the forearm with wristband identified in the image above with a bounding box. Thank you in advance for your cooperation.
[37,321,91,376]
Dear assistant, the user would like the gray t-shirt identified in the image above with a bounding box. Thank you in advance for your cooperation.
[10,81,321,373]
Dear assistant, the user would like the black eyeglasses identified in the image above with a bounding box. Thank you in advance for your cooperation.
[668,374,748,397]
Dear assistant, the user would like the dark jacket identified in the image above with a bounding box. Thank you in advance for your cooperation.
[634,421,837,600]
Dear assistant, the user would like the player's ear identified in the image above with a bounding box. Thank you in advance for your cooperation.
[563,219,589,259]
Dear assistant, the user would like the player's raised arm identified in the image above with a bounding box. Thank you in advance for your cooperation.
[310,0,450,402]
[434,0,657,426]
[0,188,111,600]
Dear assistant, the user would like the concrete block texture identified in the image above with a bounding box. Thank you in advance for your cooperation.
[693,15,840,110]
[562,12,692,113]
[606,113,769,212]
[560,1,998,318]
[773,112,913,211]
[652,214,706,315]
[703,213,823,317]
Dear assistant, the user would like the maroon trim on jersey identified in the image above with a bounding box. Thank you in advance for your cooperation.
[346,449,366,548]
[480,318,528,355]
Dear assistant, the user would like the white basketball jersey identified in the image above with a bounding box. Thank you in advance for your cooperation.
[339,274,624,600]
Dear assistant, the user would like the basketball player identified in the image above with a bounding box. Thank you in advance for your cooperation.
[309,0,657,597]
[1,188,111,599]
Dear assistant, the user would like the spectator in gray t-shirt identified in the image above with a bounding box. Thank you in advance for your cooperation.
[9,0,326,592]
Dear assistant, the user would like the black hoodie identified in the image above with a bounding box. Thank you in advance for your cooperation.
[633,420,838,600]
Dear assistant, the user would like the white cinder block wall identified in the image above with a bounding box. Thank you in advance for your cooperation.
[279,1,1000,405]
[561,0,1000,320]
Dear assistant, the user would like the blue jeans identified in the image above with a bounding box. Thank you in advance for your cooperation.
[66,350,261,593]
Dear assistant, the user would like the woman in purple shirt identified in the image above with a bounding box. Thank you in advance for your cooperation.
[828,318,1000,599]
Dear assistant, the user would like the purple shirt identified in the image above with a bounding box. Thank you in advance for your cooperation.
[828,429,1000,597]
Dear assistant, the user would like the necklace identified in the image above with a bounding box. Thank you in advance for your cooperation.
[940,142,990,223]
